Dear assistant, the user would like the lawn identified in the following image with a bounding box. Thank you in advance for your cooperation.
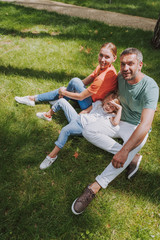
[0,2,160,240]
[53,0,160,19]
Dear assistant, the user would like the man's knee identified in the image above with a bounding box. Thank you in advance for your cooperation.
[82,127,95,141]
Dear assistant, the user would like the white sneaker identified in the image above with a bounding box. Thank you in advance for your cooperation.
[36,112,52,122]
[40,155,57,170]
[15,96,35,106]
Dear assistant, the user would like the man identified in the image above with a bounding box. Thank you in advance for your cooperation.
[71,48,159,215]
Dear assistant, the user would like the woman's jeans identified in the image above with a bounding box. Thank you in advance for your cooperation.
[83,119,148,189]
[35,77,92,110]
[52,98,83,149]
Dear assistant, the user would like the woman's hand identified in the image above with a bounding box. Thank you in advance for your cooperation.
[58,87,66,98]
[79,110,89,115]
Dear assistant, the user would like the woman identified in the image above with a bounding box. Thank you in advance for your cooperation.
[15,42,117,111]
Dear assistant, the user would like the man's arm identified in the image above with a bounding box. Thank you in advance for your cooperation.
[112,108,155,168]
[59,88,93,101]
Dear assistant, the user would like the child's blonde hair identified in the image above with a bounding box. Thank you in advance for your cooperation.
[102,90,120,113]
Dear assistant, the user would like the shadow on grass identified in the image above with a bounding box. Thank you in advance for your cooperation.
[1,122,160,239]
[0,2,153,47]
[0,102,159,239]
[1,110,159,205]
[0,2,160,239]
[0,64,84,83]
[55,0,159,19]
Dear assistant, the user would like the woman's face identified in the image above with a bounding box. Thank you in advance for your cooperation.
[98,47,117,69]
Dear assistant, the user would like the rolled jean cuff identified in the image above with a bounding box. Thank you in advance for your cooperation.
[52,105,57,113]
[55,141,63,149]
[34,95,39,102]
[95,175,109,189]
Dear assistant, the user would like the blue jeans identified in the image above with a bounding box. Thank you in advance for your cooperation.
[35,77,92,110]
[52,98,83,149]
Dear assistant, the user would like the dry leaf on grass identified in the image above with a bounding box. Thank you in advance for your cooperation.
[73,152,79,158]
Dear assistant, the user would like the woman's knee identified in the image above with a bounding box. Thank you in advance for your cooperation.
[68,77,82,87]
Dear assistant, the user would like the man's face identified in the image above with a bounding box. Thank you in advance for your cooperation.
[98,47,116,69]
[120,54,143,83]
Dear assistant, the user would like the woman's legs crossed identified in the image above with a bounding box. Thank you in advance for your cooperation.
[35,77,92,109]
[66,78,92,110]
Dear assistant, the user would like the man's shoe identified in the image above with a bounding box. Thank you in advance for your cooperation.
[36,112,52,122]
[40,155,57,170]
[71,187,95,215]
[15,96,35,106]
[126,154,142,179]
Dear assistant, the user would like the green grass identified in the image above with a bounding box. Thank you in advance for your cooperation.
[0,2,160,240]
[53,0,160,19]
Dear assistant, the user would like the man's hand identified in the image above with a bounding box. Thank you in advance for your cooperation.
[59,87,66,98]
[111,149,129,168]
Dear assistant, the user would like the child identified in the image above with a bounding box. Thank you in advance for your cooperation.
[15,42,117,110]
[38,91,122,170]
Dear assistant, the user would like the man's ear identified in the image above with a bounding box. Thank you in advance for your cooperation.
[139,61,143,71]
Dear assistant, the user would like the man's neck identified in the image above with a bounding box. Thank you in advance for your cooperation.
[127,72,144,85]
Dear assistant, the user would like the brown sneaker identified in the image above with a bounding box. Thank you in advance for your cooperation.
[71,187,95,215]
[126,154,142,180]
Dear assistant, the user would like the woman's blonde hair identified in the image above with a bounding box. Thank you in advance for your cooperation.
[100,42,117,57]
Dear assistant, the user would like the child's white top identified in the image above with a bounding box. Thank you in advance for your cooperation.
[80,100,115,128]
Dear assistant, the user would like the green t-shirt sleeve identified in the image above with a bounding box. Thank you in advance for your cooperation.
[143,78,159,110]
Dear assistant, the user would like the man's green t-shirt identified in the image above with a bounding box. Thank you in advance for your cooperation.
[118,74,159,125]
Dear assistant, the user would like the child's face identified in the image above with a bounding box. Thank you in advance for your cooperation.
[98,47,117,69]
[103,96,116,113]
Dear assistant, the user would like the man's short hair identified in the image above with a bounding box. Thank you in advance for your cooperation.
[120,48,143,62]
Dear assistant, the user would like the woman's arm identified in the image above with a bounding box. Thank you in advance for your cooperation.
[79,105,93,115]
[59,88,93,101]
[82,76,94,86]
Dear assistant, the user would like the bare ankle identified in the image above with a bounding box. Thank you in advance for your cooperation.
[89,181,101,194]
[48,154,57,158]
[29,96,35,101]
[44,113,52,118]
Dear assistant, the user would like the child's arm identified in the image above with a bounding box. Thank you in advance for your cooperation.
[79,105,93,115]
[109,101,122,126]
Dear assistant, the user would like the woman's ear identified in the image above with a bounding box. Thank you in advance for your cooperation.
[113,55,117,63]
